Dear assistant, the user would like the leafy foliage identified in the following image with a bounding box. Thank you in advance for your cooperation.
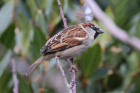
[0,23,15,49]
[81,44,101,77]
[0,0,140,93]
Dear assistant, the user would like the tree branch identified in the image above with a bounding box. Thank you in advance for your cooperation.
[55,57,72,93]
[11,58,19,93]
[70,58,76,93]
[57,0,67,28]
[85,0,140,51]
[56,0,76,92]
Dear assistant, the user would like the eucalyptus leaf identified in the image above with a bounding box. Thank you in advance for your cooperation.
[131,75,140,93]
[45,0,54,17]
[107,73,123,90]
[35,13,48,34]
[18,14,31,56]
[105,6,114,21]
[127,52,138,72]
[0,23,15,49]
[31,81,38,93]
[66,7,77,22]
[90,68,108,81]
[0,1,13,34]
[26,0,38,19]
[32,27,46,57]
[0,71,13,93]
[129,13,140,39]
[81,44,102,77]
[17,73,31,93]
[0,50,12,77]
[40,0,47,9]
[15,0,30,21]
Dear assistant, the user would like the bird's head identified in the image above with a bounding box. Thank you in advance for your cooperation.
[80,22,104,39]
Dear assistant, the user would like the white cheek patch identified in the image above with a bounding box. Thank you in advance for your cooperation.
[92,31,96,35]
[74,37,85,41]
[89,30,96,40]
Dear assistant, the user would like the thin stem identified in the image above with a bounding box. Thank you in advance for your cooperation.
[56,0,76,92]
[11,58,19,93]
[55,56,71,93]
[70,58,76,93]
[57,0,67,28]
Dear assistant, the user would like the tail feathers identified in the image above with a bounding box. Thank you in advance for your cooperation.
[23,54,53,76]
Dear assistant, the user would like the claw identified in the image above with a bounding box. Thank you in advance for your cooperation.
[65,59,78,72]
[69,65,78,72]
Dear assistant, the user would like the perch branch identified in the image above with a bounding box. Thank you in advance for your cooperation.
[85,0,140,51]
[56,0,76,92]
[70,58,76,93]
[57,0,67,28]
[55,57,71,93]
[11,58,19,93]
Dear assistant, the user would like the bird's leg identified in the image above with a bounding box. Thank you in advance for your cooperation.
[65,59,77,72]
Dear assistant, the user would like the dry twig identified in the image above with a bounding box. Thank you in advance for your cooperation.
[70,58,76,93]
[56,0,76,92]
[11,58,19,93]
[57,0,67,28]
[55,57,72,93]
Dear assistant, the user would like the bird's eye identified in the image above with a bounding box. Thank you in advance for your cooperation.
[91,26,97,30]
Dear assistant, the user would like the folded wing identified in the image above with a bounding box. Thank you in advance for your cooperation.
[40,25,87,55]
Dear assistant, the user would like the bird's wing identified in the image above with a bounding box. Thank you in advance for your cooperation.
[40,25,87,54]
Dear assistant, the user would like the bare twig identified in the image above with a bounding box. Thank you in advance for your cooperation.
[55,57,72,93]
[85,0,140,51]
[57,0,67,28]
[56,0,76,93]
[11,58,19,93]
[70,58,76,93]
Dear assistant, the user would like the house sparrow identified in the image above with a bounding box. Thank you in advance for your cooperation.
[23,22,104,76]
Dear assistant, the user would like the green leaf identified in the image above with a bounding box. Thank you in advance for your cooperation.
[63,0,68,14]
[26,0,38,19]
[0,1,13,34]
[0,71,13,93]
[18,14,31,56]
[131,75,140,93]
[45,0,54,17]
[15,0,30,21]
[129,13,140,39]
[66,7,77,22]
[32,27,46,57]
[35,13,48,34]
[81,44,102,77]
[31,81,38,93]
[40,0,47,10]
[90,68,108,81]
[0,50,12,77]
[45,89,55,93]
[105,6,114,21]
[17,73,31,93]
[0,23,15,49]
[127,52,138,72]
[107,73,123,90]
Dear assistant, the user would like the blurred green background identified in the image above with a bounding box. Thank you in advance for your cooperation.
[0,0,140,93]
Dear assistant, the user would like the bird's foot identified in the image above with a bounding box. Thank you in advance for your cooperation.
[69,65,78,72]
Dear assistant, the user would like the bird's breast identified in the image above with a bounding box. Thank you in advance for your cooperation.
[55,44,87,60]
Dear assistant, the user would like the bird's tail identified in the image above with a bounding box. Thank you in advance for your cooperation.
[23,54,54,76]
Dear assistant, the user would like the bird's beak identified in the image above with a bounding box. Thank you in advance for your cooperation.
[97,28,104,34]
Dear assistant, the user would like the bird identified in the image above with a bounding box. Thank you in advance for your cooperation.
[23,22,104,76]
